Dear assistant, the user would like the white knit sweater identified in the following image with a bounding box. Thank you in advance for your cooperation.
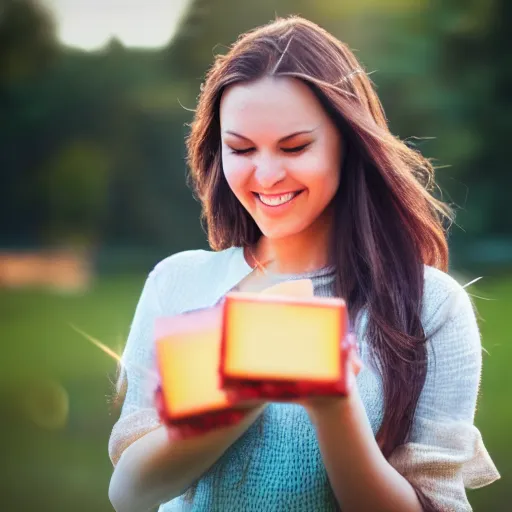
[109,246,500,511]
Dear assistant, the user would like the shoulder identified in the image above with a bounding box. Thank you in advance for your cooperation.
[152,247,235,277]
[421,264,480,351]
[423,264,470,298]
[148,246,242,313]
[422,265,475,319]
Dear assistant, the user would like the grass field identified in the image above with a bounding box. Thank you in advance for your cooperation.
[0,272,509,511]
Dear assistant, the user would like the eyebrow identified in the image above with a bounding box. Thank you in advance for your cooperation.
[224,128,318,143]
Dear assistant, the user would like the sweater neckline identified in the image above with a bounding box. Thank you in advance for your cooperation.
[234,246,336,281]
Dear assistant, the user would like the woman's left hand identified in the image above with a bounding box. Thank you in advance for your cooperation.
[297,332,363,414]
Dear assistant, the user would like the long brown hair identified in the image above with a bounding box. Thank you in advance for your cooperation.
[186,16,452,508]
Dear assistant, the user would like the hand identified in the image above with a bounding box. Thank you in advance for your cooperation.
[297,332,363,414]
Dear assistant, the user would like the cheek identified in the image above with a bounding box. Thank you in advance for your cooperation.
[293,147,340,193]
[222,153,253,199]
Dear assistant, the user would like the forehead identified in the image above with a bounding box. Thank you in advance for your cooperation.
[219,76,326,135]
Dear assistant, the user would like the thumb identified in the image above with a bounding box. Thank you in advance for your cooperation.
[346,332,362,376]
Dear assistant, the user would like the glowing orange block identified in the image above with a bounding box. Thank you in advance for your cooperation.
[155,307,228,419]
[220,292,349,400]
[155,307,247,437]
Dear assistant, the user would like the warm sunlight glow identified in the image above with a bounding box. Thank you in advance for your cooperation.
[43,0,191,51]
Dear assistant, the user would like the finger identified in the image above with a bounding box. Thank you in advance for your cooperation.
[352,358,362,376]
[345,333,362,376]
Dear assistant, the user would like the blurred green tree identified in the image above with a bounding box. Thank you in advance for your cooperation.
[39,139,110,247]
[0,0,58,85]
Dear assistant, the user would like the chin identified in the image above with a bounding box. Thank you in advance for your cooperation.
[258,222,310,241]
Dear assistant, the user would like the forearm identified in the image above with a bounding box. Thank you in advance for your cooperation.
[307,390,423,512]
[109,405,266,512]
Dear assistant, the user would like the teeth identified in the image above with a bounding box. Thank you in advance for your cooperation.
[258,192,296,206]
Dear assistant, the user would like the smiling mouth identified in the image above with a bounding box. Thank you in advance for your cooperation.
[255,190,304,206]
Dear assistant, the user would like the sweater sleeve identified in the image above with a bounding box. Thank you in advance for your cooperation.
[108,268,164,466]
[388,271,500,511]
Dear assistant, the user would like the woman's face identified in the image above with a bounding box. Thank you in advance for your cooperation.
[220,76,342,241]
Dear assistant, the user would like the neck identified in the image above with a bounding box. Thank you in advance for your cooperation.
[250,209,334,275]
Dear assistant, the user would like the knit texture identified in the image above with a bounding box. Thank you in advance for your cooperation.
[108,246,499,512]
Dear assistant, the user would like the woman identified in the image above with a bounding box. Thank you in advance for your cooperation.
[108,16,499,512]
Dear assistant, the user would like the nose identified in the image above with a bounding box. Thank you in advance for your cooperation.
[253,154,286,190]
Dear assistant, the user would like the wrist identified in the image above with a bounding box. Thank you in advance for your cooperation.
[305,388,360,424]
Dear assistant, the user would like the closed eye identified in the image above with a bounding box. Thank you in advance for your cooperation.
[231,147,254,155]
[282,143,310,154]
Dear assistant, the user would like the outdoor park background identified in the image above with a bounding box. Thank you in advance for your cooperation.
[0,0,510,510]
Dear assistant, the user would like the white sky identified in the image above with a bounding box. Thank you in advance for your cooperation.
[43,0,192,51]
